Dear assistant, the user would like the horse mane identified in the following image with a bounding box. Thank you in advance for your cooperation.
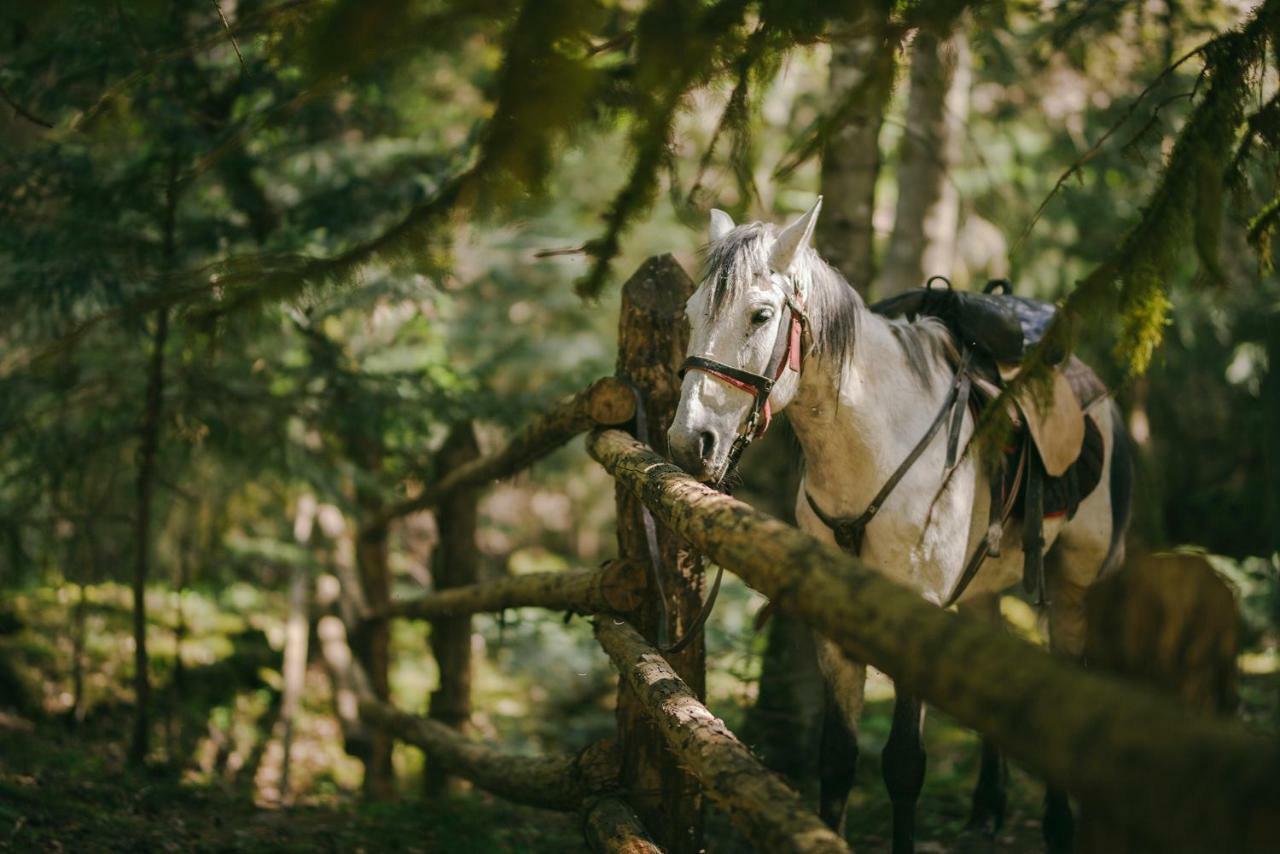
[703,222,956,388]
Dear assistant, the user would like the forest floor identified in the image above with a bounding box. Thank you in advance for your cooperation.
[1,581,1276,853]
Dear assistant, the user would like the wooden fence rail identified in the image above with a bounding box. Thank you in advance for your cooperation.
[595,619,849,854]
[588,427,1280,854]
[361,376,635,534]
[321,609,654,850]
[368,560,646,622]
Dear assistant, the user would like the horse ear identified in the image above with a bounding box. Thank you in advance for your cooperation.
[769,196,822,273]
[709,208,735,242]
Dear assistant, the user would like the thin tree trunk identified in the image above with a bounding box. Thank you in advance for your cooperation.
[880,24,972,295]
[279,494,316,803]
[815,2,896,296]
[426,423,481,795]
[71,577,87,726]
[353,447,394,799]
[166,538,189,764]
[129,151,179,765]
[129,302,168,767]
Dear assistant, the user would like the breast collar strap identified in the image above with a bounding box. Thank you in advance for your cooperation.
[679,290,807,455]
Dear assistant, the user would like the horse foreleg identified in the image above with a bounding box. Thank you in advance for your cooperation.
[960,595,1008,835]
[818,687,859,832]
[883,687,926,854]
[816,642,865,834]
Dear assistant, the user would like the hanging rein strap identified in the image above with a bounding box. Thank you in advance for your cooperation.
[658,291,807,655]
[806,349,975,555]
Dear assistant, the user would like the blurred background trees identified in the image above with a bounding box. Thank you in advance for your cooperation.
[1,0,1277,849]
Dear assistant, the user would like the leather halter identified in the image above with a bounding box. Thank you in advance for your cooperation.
[661,284,805,656]
[679,289,807,470]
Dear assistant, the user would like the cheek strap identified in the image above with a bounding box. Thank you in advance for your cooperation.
[679,299,806,440]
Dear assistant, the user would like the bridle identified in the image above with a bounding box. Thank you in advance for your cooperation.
[652,277,806,655]
[679,282,808,476]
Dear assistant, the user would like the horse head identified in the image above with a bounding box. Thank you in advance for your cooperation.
[668,198,823,483]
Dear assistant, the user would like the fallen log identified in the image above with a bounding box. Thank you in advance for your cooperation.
[594,620,850,854]
[588,428,1280,854]
[583,797,663,854]
[373,560,646,622]
[359,698,621,812]
[365,377,635,532]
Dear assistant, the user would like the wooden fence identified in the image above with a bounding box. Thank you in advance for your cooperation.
[318,256,1280,853]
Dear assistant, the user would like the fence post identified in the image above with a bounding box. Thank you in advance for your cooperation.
[613,254,704,853]
[426,421,481,794]
[1077,552,1240,852]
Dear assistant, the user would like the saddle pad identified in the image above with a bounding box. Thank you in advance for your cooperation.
[1004,414,1105,519]
[997,366,1085,477]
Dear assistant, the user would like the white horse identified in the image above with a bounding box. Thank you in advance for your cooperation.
[668,199,1133,853]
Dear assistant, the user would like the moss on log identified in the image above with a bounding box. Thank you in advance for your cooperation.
[365,376,635,532]
[595,620,850,854]
[588,428,1280,853]
[360,697,620,811]
[376,560,645,621]
[582,797,663,854]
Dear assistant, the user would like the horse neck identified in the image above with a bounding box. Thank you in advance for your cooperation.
[786,308,956,513]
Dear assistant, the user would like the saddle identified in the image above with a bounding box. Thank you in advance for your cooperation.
[871,279,1107,605]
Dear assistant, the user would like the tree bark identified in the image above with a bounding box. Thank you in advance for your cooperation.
[279,494,316,803]
[880,24,972,295]
[612,255,704,854]
[815,2,896,296]
[587,428,1280,854]
[319,606,621,812]
[595,620,849,854]
[425,423,481,795]
[362,697,620,811]
[583,797,663,854]
[129,147,181,767]
[130,304,168,767]
[365,377,635,533]
[356,540,393,797]
[378,561,645,621]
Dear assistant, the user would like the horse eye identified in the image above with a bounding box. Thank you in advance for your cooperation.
[750,308,773,325]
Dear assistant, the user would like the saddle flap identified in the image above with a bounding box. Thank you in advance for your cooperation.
[998,365,1085,477]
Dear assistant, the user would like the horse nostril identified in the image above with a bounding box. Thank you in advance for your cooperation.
[699,431,716,461]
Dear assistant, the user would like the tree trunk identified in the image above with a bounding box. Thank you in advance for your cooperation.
[129,149,179,767]
[129,304,169,767]
[583,797,662,854]
[279,494,316,803]
[612,255,704,854]
[354,484,394,799]
[425,422,481,795]
[880,24,972,295]
[815,3,896,296]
